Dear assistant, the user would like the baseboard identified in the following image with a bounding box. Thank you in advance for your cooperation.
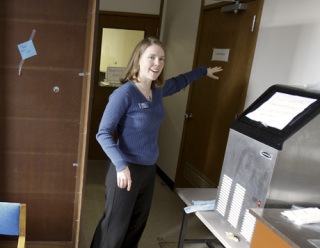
[0,241,74,248]
[27,242,72,248]
[156,165,174,190]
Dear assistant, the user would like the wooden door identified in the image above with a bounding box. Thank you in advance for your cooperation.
[175,0,264,188]
[0,0,97,246]
[88,12,162,160]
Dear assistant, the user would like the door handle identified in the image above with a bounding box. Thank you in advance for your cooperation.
[184,113,193,119]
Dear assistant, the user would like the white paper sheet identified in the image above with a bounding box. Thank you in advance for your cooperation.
[281,207,320,225]
[246,92,316,130]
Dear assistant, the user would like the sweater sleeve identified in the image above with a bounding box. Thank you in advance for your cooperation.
[96,87,129,172]
[162,66,207,97]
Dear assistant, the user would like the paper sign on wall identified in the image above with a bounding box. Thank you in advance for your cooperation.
[18,40,37,60]
[106,67,125,83]
[17,29,37,76]
[212,48,230,62]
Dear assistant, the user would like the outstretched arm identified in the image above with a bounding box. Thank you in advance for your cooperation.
[162,66,223,97]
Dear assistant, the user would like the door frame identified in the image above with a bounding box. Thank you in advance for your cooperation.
[74,0,99,247]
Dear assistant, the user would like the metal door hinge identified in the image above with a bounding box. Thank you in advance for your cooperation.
[184,113,193,119]
[79,72,90,77]
[251,15,257,32]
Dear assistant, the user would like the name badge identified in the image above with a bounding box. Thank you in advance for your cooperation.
[138,102,150,109]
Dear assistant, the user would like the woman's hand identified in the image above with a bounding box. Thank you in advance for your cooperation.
[207,66,223,80]
[117,166,132,191]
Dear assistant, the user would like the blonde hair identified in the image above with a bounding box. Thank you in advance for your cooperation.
[120,36,165,88]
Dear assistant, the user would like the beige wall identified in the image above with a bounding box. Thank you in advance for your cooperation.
[157,0,202,181]
[99,0,161,14]
[100,29,144,72]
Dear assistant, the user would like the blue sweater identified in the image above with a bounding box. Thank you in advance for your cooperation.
[96,66,207,172]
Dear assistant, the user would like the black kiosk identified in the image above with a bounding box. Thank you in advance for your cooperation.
[215,84,320,242]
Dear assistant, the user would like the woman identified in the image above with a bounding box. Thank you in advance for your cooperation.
[91,36,222,248]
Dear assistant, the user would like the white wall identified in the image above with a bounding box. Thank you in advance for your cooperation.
[245,0,320,107]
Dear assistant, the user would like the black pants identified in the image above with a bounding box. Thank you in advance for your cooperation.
[90,162,156,248]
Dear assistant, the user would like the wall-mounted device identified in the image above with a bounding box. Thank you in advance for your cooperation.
[221,1,247,13]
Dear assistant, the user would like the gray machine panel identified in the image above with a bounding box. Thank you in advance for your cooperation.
[215,85,320,243]
[267,114,320,208]
[216,129,279,242]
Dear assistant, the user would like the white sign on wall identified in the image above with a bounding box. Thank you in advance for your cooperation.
[211,48,230,62]
[106,66,126,83]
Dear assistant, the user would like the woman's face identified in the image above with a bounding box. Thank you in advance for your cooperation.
[138,44,165,83]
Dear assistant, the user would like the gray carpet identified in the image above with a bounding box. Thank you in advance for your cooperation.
[80,160,214,248]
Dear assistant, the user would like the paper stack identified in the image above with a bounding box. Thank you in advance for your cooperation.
[281,207,320,225]
[184,200,216,214]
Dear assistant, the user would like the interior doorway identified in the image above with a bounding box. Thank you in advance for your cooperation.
[88,12,161,160]
[175,0,264,188]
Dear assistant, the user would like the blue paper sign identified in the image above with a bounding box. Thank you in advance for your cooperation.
[17,40,37,60]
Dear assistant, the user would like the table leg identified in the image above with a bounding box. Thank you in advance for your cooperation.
[178,212,189,248]
[177,211,222,248]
